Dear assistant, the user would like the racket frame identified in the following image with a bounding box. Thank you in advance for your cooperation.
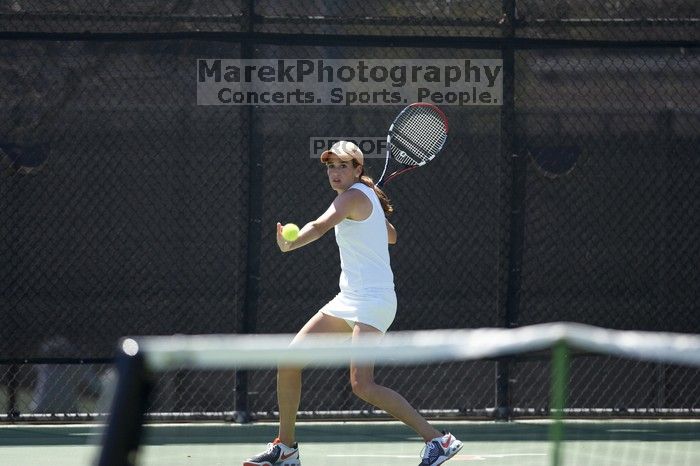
[377,102,449,187]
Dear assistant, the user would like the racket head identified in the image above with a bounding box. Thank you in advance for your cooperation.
[387,102,448,167]
[377,103,448,187]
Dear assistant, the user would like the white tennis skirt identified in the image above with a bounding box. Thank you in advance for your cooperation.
[319,288,397,333]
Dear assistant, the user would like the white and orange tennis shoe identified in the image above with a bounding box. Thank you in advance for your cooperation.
[418,431,463,466]
[243,438,300,466]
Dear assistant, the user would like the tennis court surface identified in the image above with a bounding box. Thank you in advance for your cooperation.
[2,420,699,466]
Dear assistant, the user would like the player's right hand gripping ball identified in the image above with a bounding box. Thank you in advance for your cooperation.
[282,223,300,242]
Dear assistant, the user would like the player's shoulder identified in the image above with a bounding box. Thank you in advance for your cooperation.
[343,185,373,202]
[335,185,371,210]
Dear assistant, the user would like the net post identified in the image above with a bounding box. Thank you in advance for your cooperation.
[495,0,520,423]
[6,364,20,419]
[549,340,569,466]
[97,339,152,466]
[495,357,512,421]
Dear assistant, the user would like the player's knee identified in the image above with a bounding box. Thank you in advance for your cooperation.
[350,378,376,401]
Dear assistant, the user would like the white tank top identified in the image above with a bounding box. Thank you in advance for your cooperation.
[334,183,394,293]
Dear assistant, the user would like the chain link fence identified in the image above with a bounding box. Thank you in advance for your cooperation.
[1,1,698,421]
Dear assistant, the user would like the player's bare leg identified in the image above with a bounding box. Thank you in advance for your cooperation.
[277,312,351,446]
[349,323,463,465]
[349,322,442,441]
[245,312,352,465]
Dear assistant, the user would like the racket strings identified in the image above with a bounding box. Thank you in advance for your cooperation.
[390,131,443,165]
[390,108,447,166]
[390,134,432,165]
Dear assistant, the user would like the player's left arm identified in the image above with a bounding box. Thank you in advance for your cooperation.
[385,218,397,244]
[277,190,362,252]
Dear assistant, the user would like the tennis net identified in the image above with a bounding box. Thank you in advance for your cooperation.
[96,322,700,466]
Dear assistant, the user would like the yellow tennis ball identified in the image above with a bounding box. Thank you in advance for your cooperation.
[282,223,299,241]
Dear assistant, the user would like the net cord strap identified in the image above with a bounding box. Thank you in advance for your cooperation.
[132,322,700,372]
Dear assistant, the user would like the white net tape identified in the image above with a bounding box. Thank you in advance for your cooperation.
[131,322,700,372]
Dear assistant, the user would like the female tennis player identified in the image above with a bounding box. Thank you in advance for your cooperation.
[244,141,462,466]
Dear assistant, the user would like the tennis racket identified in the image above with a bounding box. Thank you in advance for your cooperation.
[376,103,449,187]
